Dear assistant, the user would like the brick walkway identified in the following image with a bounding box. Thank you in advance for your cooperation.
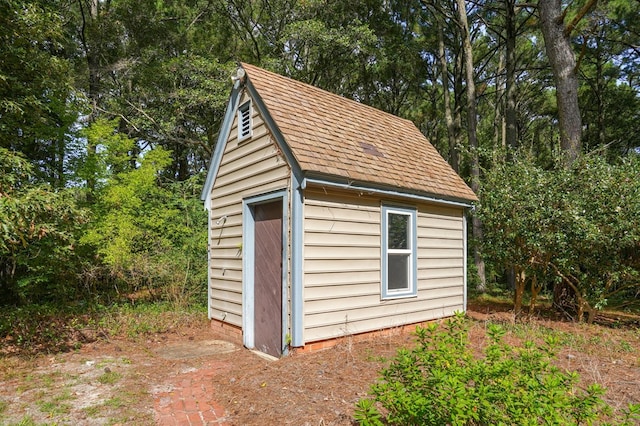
[154,361,230,425]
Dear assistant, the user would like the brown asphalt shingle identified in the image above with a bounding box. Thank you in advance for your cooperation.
[242,63,478,202]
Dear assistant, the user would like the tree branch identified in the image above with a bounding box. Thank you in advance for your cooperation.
[564,0,598,37]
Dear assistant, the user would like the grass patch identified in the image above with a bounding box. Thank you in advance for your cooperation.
[97,370,121,385]
[97,301,207,338]
[6,416,44,426]
[103,396,126,408]
[36,400,71,416]
[620,340,633,352]
[82,405,102,417]
[33,388,75,418]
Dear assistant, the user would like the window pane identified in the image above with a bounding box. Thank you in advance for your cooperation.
[388,213,409,249]
[388,253,409,290]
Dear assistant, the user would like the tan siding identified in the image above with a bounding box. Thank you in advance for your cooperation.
[420,267,463,279]
[305,282,379,300]
[302,186,466,344]
[418,248,464,259]
[305,258,380,273]
[305,232,380,248]
[304,298,464,342]
[417,206,465,309]
[208,90,290,328]
[305,270,380,287]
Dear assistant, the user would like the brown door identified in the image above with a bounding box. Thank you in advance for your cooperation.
[253,201,283,357]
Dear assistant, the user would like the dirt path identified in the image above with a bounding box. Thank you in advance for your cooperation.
[0,325,243,425]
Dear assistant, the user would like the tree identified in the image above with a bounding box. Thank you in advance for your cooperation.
[538,0,597,166]
[79,120,207,303]
[578,2,640,157]
[456,0,487,291]
[0,0,78,186]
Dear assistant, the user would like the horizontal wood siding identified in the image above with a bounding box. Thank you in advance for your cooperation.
[208,91,290,327]
[303,186,465,343]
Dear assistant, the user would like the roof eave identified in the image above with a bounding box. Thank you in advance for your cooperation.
[301,173,477,208]
[200,80,243,208]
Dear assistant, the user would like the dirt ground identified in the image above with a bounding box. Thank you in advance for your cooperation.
[1,302,639,425]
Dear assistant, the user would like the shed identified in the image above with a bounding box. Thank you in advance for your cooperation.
[201,63,478,357]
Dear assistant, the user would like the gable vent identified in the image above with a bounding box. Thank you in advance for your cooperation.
[238,101,252,141]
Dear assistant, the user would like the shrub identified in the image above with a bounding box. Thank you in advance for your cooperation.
[0,148,88,304]
[78,121,207,306]
[478,154,640,320]
[355,313,616,425]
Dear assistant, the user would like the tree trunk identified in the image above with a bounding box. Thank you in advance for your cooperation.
[538,0,582,166]
[505,0,518,154]
[78,0,103,196]
[529,274,543,315]
[456,0,486,292]
[493,48,506,160]
[514,266,525,316]
[437,19,460,172]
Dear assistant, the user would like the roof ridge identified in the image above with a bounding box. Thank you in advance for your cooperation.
[240,62,416,127]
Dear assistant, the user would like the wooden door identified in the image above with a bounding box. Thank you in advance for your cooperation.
[253,201,283,357]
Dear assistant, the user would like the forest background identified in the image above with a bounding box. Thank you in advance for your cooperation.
[1,0,639,322]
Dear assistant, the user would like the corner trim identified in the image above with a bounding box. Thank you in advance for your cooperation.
[463,213,468,312]
[291,172,304,347]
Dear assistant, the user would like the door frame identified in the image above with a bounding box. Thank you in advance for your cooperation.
[242,190,289,355]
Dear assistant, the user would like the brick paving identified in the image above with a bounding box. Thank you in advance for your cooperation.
[154,361,229,425]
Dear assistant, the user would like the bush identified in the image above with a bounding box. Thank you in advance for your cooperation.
[355,313,619,425]
[0,148,88,304]
[78,122,207,306]
[478,154,640,320]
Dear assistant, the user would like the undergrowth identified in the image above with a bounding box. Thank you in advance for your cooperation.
[355,312,640,425]
[0,301,207,356]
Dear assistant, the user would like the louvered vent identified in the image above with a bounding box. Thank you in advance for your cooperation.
[238,101,252,141]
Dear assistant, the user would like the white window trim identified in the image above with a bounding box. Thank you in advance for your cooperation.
[238,100,252,142]
[381,205,418,299]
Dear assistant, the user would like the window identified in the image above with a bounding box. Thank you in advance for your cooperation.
[238,101,252,141]
[382,206,417,298]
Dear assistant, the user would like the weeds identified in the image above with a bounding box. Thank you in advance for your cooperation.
[97,370,121,385]
[0,301,207,356]
[620,340,633,352]
[355,312,616,425]
[36,389,74,417]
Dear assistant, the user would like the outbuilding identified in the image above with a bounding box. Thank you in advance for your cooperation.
[201,63,477,357]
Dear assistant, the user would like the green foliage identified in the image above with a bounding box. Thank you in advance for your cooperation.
[0,148,87,303]
[355,313,612,425]
[479,154,640,319]
[0,0,77,186]
[96,370,121,385]
[79,120,207,304]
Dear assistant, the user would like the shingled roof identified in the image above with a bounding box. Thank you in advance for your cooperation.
[241,63,477,203]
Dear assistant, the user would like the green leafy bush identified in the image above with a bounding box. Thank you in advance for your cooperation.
[0,148,88,304]
[78,121,207,306]
[478,154,640,320]
[355,313,620,425]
